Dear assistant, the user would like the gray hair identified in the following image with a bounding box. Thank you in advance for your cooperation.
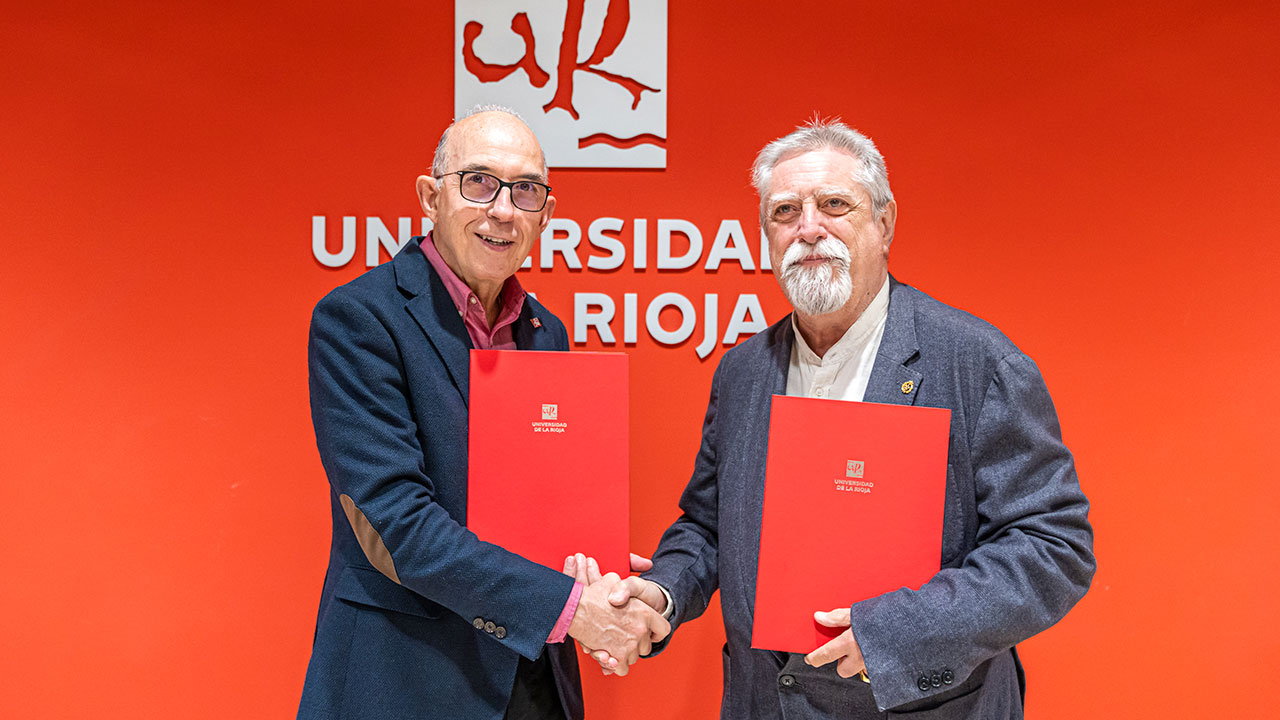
[750,118,894,223]
[431,104,545,178]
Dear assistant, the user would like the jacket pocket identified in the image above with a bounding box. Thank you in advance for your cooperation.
[334,565,446,619]
[887,680,984,718]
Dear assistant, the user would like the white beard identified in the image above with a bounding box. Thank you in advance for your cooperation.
[779,237,853,316]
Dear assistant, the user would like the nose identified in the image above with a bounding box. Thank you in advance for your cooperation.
[486,186,517,221]
[796,202,826,244]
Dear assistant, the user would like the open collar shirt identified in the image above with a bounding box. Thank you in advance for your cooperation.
[421,232,526,351]
[786,276,891,402]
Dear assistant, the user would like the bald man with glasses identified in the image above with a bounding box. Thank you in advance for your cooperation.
[298,108,668,720]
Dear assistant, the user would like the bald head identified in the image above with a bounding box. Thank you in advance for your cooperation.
[432,109,548,181]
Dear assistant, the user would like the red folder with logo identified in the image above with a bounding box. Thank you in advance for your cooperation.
[751,395,950,653]
[467,349,630,576]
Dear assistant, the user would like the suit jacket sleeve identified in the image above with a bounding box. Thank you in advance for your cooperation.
[641,361,726,651]
[851,352,1096,710]
[308,287,575,661]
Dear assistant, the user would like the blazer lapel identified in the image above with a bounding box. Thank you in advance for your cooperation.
[511,300,560,351]
[397,238,475,406]
[864,277,922,407]
[739,319,793,631]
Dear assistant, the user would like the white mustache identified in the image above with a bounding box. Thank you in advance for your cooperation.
[778,236,854,316]
[782,237,850,274]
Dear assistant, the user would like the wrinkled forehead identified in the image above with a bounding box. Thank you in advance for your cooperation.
[766,149,869,198]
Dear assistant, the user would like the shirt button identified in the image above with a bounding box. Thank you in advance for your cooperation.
[469,296,478,305]
[779,674,795,688]
[815,388,825,397]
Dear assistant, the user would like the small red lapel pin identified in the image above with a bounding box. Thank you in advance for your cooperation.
[531,317,542,328]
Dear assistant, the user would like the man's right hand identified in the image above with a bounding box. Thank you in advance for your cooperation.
[564,558,670,676]
[564,554,670,676]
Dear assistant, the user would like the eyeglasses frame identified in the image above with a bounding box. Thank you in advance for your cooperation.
[435,170,552,212]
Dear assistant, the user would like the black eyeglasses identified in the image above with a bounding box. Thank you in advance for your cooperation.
[437,170,551,212]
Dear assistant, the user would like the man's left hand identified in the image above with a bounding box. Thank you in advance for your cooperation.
[804,608,867,679]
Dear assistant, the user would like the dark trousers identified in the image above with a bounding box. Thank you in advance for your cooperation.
[504,652,567,720]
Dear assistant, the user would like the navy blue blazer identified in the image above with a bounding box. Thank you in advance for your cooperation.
[299,238,582,720]
[644,278,1095,719]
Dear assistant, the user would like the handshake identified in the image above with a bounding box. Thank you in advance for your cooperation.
[561,553,670,676]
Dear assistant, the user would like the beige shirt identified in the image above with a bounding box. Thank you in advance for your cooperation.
[786,277,891,401]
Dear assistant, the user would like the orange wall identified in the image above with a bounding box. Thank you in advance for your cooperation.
[3,2,1278,717]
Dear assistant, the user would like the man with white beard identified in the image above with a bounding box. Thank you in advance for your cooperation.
[596,119,1095,719]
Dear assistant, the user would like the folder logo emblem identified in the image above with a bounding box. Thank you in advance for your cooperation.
[846,460,864,478]
[542,404,559,420]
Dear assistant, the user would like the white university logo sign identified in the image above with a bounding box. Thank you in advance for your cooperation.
[542,404,559,420]
[846,460,864,479]
[455,0,668,168]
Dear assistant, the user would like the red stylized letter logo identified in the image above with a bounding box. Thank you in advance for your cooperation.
[455,1,668,168]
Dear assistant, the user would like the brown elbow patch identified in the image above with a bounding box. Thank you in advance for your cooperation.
[339,493,401,584]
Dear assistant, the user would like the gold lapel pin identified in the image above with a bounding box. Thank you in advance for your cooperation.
[901,380,915,394]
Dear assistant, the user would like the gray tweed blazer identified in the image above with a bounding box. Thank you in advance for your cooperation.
[644,277,1095,719]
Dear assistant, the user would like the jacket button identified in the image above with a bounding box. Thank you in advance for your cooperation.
[484,621,496,634]
[495,626,507,639]
[941,669,954,685]
[917,675,931,692]
[779,674,796,688]
[931,673,942,688]
[473,617,484,630]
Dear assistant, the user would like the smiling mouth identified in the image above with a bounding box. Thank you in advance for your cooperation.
[478,234,514,247]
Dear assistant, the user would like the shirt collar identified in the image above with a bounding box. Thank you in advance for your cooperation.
[421,231,527,330]
[791,276,891,365]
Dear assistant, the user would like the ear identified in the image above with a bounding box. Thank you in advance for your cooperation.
[537,193,557,233]
[877,199,898,250]
[417,175,440,221]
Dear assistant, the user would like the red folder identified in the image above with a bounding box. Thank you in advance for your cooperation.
[467,350,630,576]
[751,395,950,654]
